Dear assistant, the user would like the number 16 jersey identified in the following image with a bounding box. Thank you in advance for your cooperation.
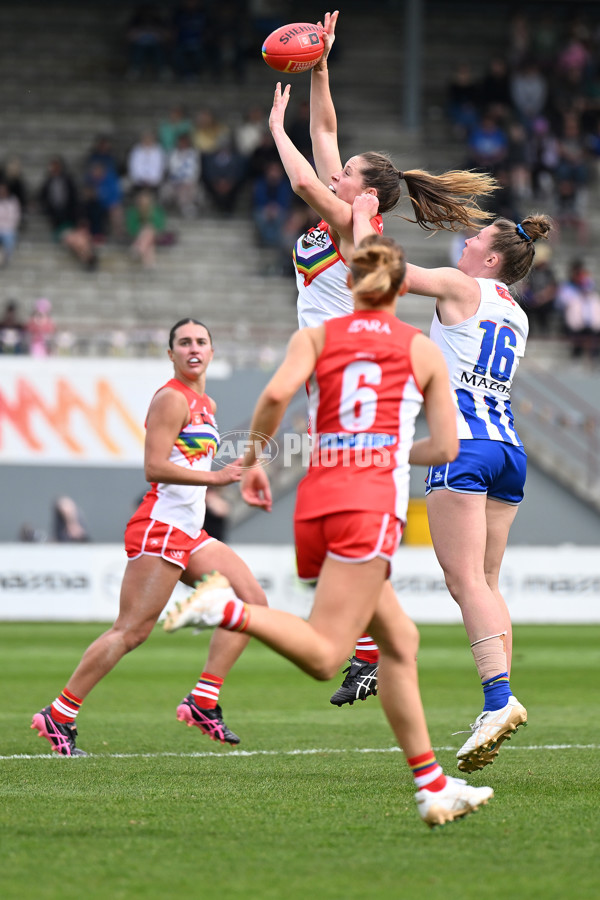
[430,278,528,446]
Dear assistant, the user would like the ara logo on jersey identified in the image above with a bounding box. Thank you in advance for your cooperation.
[348,319,392,335]
[495,284,515,305]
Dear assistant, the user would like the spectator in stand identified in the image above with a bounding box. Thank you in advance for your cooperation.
[201,138,246,216]
[286,99,313,162]
[126,188,168,268]
[506,120,533,202]
[252,159,293,245]
[510,60,548,131]
[480,57,512,123]
[125,2,170,80]
[193,107,230,154]
[246,130,280,181]
[530,115,560,200]
[0,181,21,266]
[466,112,509,172]
[85,134,120,178]
[1,156,28,228]
[251,159,295,272]
[80,182,109,244]
[481,164,521,223]
[85,160,125,240]
[26,298,56,357]
[39,156,78,234]
[557,259,600,360]
[557,30,592,80]
[446,61,480,139]
[520,244,558,337]
[53,496,90,543]
[161,133,202,218]
[0,299,26,354]
[39,157,98,271]
[555,112,590,243]
[235,104,269,160]
[170,0,213,81]
[583,116,600,179]
[158,104,192,153]
[127,130,166,194]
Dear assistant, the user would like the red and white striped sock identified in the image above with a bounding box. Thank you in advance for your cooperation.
[221,597,250,632]
[408,750,447,793]
[191,672,223,710]
[50,688,83,724]
[355,634,379,664]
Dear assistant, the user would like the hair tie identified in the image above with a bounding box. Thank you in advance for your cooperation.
[398,170,405,180]
[516,223,532,242]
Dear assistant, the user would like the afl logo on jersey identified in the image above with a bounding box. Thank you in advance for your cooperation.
[495,284,515,305]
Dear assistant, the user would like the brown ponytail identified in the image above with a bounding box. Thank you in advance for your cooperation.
[358,153,498,231]
[402,168,498,232]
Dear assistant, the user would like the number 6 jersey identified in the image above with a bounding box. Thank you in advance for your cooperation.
[295,309,423,522]
[430,278,528,446]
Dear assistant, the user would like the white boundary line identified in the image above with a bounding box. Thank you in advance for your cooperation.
[2,744,599,761]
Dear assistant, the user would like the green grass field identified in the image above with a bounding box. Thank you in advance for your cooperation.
[1,623,598,900]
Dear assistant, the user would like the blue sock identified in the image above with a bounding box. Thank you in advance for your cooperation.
[482,672,511,711]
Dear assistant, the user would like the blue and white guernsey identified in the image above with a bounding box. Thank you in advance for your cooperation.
[430,278,528,446]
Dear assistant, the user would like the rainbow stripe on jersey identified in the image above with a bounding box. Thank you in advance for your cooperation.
[174,430,219,464]
[293,222,340,286]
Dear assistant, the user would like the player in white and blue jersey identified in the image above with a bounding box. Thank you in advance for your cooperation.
[416,214,554,772]
[354,197,553,772]
[425,273,529,501]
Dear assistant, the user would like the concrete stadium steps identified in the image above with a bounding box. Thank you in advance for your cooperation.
[7,207,451,334]
[5,214,300,335]
[1,0,598,351]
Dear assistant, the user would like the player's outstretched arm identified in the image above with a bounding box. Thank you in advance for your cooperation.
[310,10,342,184]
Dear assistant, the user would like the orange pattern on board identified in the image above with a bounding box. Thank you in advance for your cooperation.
[0,378,145,456]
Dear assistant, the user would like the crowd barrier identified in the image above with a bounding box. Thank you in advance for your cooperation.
[0,543,598,623]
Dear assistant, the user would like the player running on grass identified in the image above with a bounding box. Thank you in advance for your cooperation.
[164,235,494,828]
[31,318,267,755]
[353,193,554,772]
[271,10,499,705]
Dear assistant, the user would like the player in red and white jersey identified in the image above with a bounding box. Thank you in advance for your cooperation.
[129,376,220,544]
[296,311,423,529]
[31,319,267,756]
[270,12,497,331]
[162,236,496,828]
[353,195,554,773]
[268,10,501,703]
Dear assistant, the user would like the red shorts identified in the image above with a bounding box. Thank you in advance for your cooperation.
[294,510,403,582]
[124,515,214,570]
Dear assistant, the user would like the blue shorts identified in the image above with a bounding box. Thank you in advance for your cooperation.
[425,440,527,505]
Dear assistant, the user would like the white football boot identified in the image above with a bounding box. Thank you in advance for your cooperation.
[456,695,528,773]
[415,776,494,828]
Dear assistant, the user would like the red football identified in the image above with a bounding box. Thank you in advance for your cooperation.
[262,22,324,74]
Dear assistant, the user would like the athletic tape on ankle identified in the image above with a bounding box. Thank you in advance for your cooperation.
[470,633,508,682]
